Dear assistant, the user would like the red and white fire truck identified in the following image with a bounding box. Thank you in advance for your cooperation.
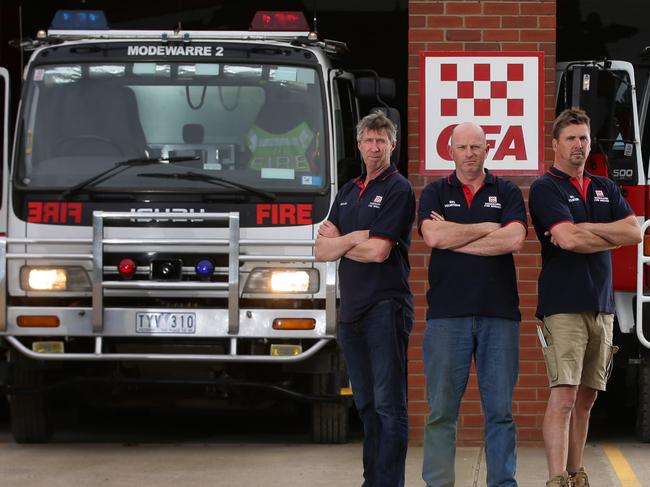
[0,10,399,443]
[557,59,650,441]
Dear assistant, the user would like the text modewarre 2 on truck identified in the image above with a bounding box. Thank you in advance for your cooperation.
[0,10,402,443]
[556,56,650,442]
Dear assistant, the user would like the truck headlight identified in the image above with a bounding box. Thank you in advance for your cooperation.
[244,268,319,293]
[20,266,91,291]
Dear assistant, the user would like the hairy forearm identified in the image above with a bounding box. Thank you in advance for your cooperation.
[421,220,500,249]
[455,223,526,256]
[577,217,641,247]
[551,225,617,253]
[314,230,369,261]
[343,238,392,263]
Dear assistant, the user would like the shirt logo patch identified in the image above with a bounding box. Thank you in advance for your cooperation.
[339,201,348,206]
[444,200,461,208]
[594,190,609,203]
[568,195,581,203]
[484,196,502,209]
[368,195,383,209]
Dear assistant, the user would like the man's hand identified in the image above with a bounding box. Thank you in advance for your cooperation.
[318,220,341,238]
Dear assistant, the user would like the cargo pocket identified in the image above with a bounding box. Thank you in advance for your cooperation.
[604,344,619,382]
[542,344,558,384]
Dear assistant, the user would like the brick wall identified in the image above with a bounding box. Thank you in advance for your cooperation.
[407,0,557,445]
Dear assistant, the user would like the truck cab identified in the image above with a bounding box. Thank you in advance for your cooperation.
[0,10,399,443]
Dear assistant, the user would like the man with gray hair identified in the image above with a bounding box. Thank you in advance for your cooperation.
[316,112,415,487]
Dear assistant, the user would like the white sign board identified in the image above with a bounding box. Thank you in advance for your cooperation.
[420,52,544,175]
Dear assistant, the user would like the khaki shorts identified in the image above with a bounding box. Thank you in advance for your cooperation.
[541,312,618,391]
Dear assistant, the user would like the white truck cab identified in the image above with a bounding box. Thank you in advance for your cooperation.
[0,10,400,443]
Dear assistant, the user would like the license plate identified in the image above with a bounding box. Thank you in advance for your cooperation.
[135,312,196,334]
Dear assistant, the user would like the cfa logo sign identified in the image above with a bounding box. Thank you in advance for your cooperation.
[420,52,544,175]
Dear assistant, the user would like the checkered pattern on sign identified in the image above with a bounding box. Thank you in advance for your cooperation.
[439,62,525,117]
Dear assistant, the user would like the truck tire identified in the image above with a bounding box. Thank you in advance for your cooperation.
[311,372,349,444]
[637,352,650,442]
[8,351,53,443]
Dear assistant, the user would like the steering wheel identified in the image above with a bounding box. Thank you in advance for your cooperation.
[54,135,124,156]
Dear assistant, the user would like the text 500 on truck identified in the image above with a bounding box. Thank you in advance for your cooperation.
[0,10,401,443]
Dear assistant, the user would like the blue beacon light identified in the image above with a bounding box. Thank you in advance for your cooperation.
[195,259,214,279]
[50,10,109,30]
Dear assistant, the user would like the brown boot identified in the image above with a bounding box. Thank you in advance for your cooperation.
[546,471,570,487]
[570,467,589,487]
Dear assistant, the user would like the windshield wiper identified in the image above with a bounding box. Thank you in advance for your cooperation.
[137,171,276,201]
[60,156,199,199]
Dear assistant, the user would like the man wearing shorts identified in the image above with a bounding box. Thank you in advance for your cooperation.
[529,108,642,487]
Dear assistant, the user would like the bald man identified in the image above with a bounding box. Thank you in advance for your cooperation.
[419,122,527,487]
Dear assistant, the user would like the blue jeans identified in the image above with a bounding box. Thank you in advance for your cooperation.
[339,299,413,487]
[422,316,519,487]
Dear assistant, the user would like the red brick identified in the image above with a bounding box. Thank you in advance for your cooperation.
[422,42,464,51]
[484,30,519,42]
[459,401,483,415]
[462,414,485,427]
[513,388,538,402]
[463,42,501,52]
[427,15,463,28]
[521,2,556,15]
[501,42,539,51]
[410,3,445,15]
[518,402,549,414]
[515,254,539,267]
[518,267,540,280]
[539,16,555,28]
[483,2,520,14]
[410,29,445,42]
[408,401,431,414]
[410,16,426,28]
[465,16,500,28]
[521,29,555,42]
[446,2,482,15]
[515,414,540,427]
[517,279,537,295]
[502,15,538,28]
[520,240,541,254]
[446,29,482,41]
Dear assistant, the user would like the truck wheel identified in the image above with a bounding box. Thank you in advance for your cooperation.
[8,351,53,443]
[637,352,650,442]
[311,373,349,444]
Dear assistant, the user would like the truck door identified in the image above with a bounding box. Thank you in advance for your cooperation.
[0,67,8,235]
[330,71,361,188]
[556,61,643,186]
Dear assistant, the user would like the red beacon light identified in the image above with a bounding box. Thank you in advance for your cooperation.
[250,11,310,32]
[118,258,137,279]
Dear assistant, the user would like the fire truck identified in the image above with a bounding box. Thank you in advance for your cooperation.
[0,10,400,443]
[556,58,650,441]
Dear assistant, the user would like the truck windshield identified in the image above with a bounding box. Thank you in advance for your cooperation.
[557,66,638,181]
[16,61,327,194]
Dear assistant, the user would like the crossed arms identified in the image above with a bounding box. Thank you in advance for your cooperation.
[420,211,526,256]
[314,220,393,263]
[548,215,641,253]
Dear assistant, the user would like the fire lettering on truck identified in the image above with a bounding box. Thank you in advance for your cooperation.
[126,45,217,57]
[27,202,82,224]
[256,204,313,225]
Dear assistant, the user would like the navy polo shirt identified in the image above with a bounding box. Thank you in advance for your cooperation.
[529,166,634,318]
[417,171,526,321]
[327,165,415,323]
